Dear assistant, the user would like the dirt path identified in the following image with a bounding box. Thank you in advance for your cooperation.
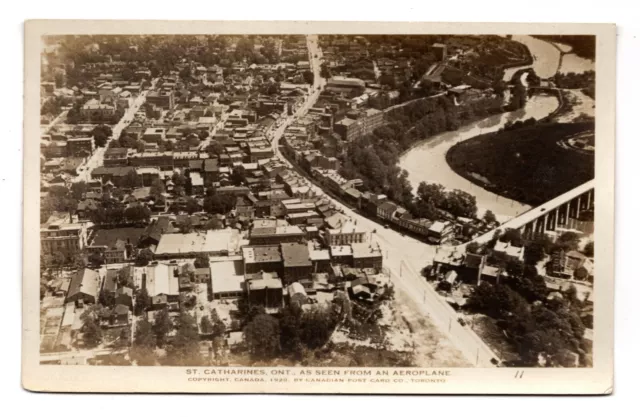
[393,286,470,367]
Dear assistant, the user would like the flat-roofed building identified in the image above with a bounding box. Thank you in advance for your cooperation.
[67,137,94,157]
[330,245,353,265]
[352,242,383,270]
[324,221,366,246]
[249,225,305,245]
[154,229,241,259]
[242,245,283,275]
[146,90,174,110]
[103,147,129,167]
[281,242,312,284]
[41,213,91,264]
[210,259,245,300]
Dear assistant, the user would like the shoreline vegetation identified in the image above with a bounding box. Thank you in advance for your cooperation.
[446,121,595,207]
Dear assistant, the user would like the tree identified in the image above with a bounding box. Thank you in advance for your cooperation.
[94,133,108,148]
[554,231,581,252]
[200,316,214,335]
[500,228,523,247]
[131,316,157,365]
[81,315,103,348]
[583,241,594,258]
[184,197,201,214]
[152,307,173,347]
[136,249,153,267]
[150,178,165,197]
[121,170,143,189]
[70,181,88,200]
[88,250,105,266]
[279,305,303,356]
[194,254,210,269]
[524,236,551,265]
[230,166,247,186]
[166,309,203,366]
[203,193,236,215]
[299,306,335,349]
[135,287,151,315]
[243,313,280,359]
[483,210,497,224]
[302,70,314,85]
[442,189,478,218]
[124,205,151,224]
[466,241,480,254]
[211,309,227,337]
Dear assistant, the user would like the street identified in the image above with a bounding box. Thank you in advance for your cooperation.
[265,35,499,367]
[72,78,159,183]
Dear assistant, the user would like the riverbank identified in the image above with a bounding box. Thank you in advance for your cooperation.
[398,94,559,220]
[445,122,595,207]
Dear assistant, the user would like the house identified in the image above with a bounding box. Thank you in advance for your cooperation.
[66,268,101,305]
[112,304,131,326]
[140,216,174,247]
[115,287,134,309]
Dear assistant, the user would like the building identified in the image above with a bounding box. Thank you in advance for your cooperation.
[87,227,144,264]
[249,225,305,245]
[66,137,94,157]
[103,148,129,167]
[242,245,283,276]
[80,99,115,121]
[66,268,101,305]
[210,259,245,300]
[326,76,366,96]
[426,221,455,244]
[351,243,383,270]
[40,214,91,263]
[143,263,180,306]
[431,43,448,61]
[324,221,366,246]
[333,108,386,142]
[330,245,353,265]
[154,229,241,259]
[146,90,174,109]
[142,128,167,143]
[90,166,137,187]
[281,242,313,284]
[246,271,283,312]
[128,152,174,171]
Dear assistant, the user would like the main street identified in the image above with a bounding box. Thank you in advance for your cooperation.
[266,35,499,367]
[73,78,160,183]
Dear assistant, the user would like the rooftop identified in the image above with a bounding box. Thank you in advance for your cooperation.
[280,242,312,268]
[242,245,283,264]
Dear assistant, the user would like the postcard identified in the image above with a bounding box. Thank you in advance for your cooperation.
[23,20,615,394]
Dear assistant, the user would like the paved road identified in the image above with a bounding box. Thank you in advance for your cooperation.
[72,78,160,183]
[266,36,499,367]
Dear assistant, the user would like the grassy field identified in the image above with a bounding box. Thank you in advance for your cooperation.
[446,122,594,206]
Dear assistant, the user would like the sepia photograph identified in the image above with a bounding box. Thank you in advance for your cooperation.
[23,20,615,394]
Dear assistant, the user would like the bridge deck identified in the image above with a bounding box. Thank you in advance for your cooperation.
[471,179,595,245]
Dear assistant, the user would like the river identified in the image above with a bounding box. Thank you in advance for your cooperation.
[398,94,560,222]
[502,35,562,81]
